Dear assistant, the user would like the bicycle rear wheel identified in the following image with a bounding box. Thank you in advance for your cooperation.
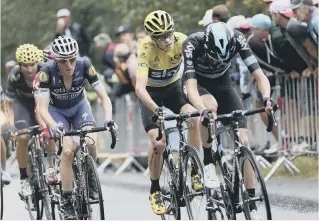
[160,149,181,220]
[239,146,272,220]
[25,151,43,220]
[182,145,207,220]
[84,155,105,220]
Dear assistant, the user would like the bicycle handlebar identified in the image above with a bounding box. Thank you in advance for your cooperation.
[206,107,278,143]
[153,111,200,141]
[57,123,118,156]
[2,125,41,137]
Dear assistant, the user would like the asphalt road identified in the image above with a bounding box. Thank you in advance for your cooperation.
[1,175,318,220]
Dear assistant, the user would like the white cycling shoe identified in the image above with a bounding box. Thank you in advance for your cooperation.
[2,170,12,185]
[203,163,220,189]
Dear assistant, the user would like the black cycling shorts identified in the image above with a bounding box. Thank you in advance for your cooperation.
[13,99,37,130]
[139,80,188,132]
[184,74,247,128]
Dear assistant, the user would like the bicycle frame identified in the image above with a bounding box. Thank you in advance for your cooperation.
[212,120,246,194]
[163,119,189,202]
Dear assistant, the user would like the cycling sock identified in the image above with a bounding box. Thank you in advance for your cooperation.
[150,178,160,194]
[46,152,55,168]
[1,163,6,171]
[19,168,28,180]
[247,188,256,211]
[62,191,72,199]
[203,146,214,166]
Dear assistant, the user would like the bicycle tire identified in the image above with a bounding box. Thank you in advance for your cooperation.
[50,154,62,220]
[72,152,85,219]
[37,150,53,220]
[239,146,272,220]
[182,145,206,220]
[160,150,181,220]
[1,173,3,220]
[25,191,42,220]
[84,155,105,220]
[26,149,43,220]
[209,157,235,220]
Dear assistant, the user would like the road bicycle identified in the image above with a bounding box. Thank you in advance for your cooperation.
[205,107,276,220]
[50,121,118,220]
[155,111,205,220]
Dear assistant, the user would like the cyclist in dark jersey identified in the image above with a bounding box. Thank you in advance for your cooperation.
[5,44,56,198]
[34,36,114,219]
[182,22,276,220]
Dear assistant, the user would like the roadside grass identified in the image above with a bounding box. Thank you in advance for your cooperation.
[261,156,318,179]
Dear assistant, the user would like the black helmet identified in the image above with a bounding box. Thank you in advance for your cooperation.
[204,22,236,61]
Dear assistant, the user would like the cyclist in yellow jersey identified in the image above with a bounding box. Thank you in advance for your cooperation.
[135,10,202,215]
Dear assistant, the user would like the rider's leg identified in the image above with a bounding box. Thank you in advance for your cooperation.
[139,97,167,215]
[148,129,166,191]
[0,138,6,171]
[0,137,11,184]
[60,136,75,192]
[199,93,220,189]
[72,102,97,161]
[239,128,256,207]
[86,132,97,161]
[147,128,166,215]
[180,104,201,150]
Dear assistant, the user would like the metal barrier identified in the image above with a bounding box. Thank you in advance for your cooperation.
[264,75,318,181]
[95,93,150,175]
[240,74,318,181]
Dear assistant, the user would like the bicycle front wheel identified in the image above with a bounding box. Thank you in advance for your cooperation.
[160,150,181,220]
[1,173,3,220]
[238,146,272,220]
[84,155,105,220]
[37,151,53,220]
[182,145,206,220]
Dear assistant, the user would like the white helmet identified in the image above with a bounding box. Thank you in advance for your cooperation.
[270,0,294,18]
[204,22,236,61]
[51,36,79,60]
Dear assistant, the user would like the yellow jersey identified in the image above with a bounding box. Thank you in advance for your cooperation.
[137,32,187,87]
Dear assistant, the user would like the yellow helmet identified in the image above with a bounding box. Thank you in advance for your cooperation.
[37,49,45,63]
[144,10,174,36]
[16,44,40,64]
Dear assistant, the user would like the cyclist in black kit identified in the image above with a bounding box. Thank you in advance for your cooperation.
[182,22,276,220]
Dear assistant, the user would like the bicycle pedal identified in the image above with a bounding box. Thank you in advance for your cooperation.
[233,203,243,213]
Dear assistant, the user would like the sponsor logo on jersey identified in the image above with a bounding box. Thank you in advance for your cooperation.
[88,66,97,77]
[186,60,193,66]
[138,62,148,67]
[32,73,40,92]
[11,73,20,82]
[184,42,195,58]
[150,69,175,79]
[53,85,83,94]
[155,56,160,62]
[140,52,146,58]
[236,35,249,50]
[39,71,49,83]
[169,54,182,64]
